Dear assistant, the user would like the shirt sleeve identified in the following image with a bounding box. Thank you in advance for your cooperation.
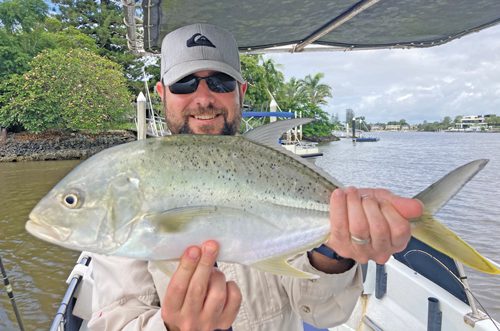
[86,254,168,331]
[281,253,363,328]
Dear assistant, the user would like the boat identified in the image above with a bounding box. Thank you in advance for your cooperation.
[354,136,379,142]
[280,139,323,160]
[50,1,500,330]
[241,101,324,160]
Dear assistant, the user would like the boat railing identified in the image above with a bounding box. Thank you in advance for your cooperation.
[49,253,92,331]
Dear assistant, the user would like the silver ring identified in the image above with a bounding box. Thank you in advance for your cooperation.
[350,235,371,245]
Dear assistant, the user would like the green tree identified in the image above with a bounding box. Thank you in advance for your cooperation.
[52,0,145,93]
[0,1,99,79]
[0,0,49,77]
[241,54,284,109]
[240,55,335,138]
[442,116,452,127]
[1,48,132,132]
[486,115,500,127]
[299,73,332,105]
[0,0,47,33]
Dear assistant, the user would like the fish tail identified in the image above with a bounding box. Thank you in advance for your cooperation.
[411,159,500,275]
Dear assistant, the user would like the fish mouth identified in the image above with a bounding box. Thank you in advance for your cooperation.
[25,219,72,244]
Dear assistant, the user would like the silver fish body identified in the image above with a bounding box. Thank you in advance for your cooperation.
[27,135,334,265]
[26,134,500,276]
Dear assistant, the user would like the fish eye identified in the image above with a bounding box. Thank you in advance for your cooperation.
[62,192,81,209]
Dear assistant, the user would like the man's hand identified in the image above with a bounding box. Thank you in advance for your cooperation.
[162,240,242,331]
[328,187,423,265]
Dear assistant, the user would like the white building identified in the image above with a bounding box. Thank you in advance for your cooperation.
[452,114,493,131]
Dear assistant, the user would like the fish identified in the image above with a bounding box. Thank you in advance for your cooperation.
[25,119,500,278]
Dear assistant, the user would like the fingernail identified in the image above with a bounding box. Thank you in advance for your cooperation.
[203,241,218,256]
[333,188,344,196]
[187,247,200,260]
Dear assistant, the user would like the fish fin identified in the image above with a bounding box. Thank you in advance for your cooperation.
[241,118,344,188]
[145,205,279,233]
[413,159,488,214]
[412,214,500,275]
[145,206,220,232]
[149,260,176,278]
[411,159,500,275]
[243,118,314,147]
[251,256,319,279]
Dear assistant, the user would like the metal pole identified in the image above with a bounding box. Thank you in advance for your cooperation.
[0,255,25,331]
[427,297,442,331]
[137,92,147,140]
[455,261,481,316]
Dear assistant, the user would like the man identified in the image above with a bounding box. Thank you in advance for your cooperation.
[87,23,422,330]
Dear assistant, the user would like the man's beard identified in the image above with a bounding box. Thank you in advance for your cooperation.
[167,105,241,135]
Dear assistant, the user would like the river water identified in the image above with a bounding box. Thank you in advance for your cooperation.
[0,132,499,330]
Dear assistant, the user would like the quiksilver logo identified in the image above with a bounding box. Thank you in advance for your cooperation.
[186,33,216,48]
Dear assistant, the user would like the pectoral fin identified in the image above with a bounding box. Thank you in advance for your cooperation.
[145,205,279,233]
[145,206,220,232]
[252,256,319,279]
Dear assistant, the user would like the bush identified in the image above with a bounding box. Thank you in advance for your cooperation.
[0,48,132,132]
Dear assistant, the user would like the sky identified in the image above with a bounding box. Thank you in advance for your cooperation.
[268,24,500,124]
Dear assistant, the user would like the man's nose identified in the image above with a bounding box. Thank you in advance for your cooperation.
[193,80,216,107]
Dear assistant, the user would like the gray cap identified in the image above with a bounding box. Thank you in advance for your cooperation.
[161,23,244,86]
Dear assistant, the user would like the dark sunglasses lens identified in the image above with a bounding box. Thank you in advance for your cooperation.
[206,73,237,93]
[169,75,198,94]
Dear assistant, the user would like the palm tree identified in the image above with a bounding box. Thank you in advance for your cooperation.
[300,73,332,105]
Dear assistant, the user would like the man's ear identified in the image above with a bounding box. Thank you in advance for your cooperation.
[156,82,164,101]
[239,82,248,105]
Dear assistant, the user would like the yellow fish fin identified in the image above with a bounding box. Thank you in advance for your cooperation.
[145,205,279,233]
[412,213,500,275]
[144,206,220,232]
[409,159,500,275]
[149,260,176,278]
[251,256,319,279]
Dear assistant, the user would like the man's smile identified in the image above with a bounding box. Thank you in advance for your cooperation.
[192,114,220,120]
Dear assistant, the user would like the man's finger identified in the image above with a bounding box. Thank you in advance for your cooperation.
[358,188,423,219]
[184,240,219,313]
[164,246,201,313]
[329,188,350,244]
[217,281,242,330]
[346,188,371,250]
[202,269,227,319]
[380,200,412,251]
[362,196,391,256]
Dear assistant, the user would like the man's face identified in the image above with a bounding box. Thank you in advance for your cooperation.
[157,70,247,135]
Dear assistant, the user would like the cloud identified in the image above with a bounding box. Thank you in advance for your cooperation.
[268,24,500,124]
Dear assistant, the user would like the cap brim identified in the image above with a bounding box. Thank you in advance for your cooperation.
[162,60,245,85]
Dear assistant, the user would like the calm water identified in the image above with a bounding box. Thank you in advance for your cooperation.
[0,132,499,330]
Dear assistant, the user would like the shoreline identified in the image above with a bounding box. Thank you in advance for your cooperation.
[0,130,137,162]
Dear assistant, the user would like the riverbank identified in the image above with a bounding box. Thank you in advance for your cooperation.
[0,130,136,162]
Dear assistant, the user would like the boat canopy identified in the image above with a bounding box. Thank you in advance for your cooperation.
[127,0,500,54]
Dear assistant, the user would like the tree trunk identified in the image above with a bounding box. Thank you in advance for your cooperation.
[0,127,7,144]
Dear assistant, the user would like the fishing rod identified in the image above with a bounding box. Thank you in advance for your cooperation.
[0,255,25,331]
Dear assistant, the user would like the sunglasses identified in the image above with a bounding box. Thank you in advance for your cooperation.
[168,72,237,94]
